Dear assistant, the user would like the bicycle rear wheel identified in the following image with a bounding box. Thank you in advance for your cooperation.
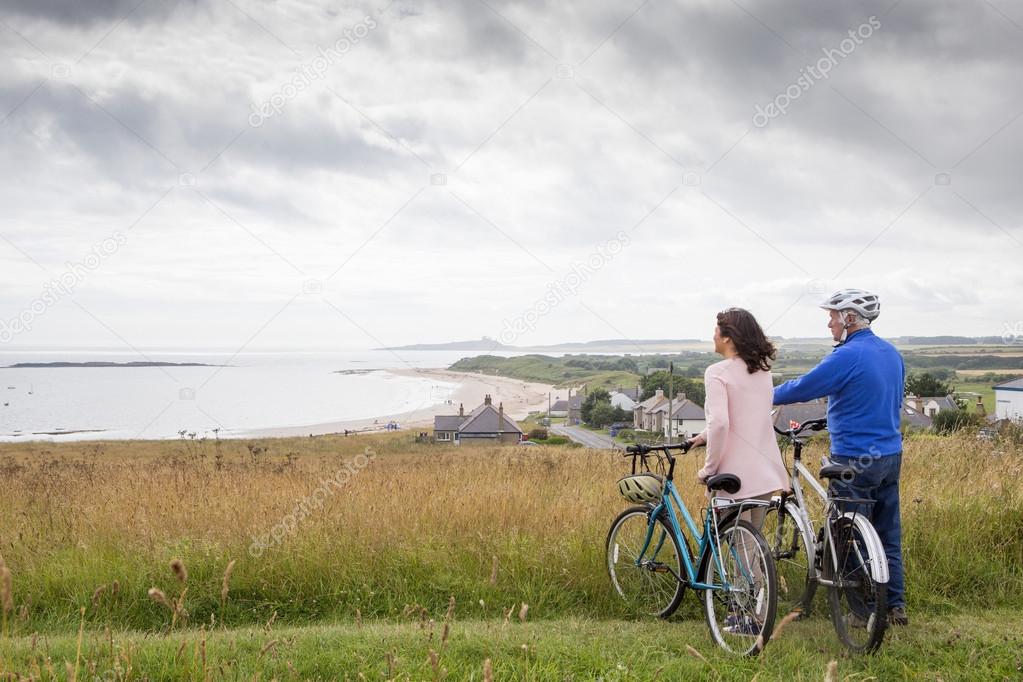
[761,501,816,617]
[606,506,688,618]
[699,519,778,656]
[823,516,888,653]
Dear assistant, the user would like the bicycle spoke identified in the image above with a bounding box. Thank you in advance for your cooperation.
[700,520,777,656]
[761,504,816,617]
[825,517,887,652]
[606,507,686,618]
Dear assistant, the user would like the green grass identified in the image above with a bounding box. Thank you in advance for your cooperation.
[952,381,996,413]
[3,611,1022,680]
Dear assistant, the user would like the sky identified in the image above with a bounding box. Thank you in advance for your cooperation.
[1,0,1022,351]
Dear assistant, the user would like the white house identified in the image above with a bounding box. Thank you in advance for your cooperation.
[610,386,641,412]
[905,394,958,417]
[666,399,706,439]
[994,378,1023,422]
[549,399,569,418]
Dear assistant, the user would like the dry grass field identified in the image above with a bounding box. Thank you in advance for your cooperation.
[0,430,1021,679]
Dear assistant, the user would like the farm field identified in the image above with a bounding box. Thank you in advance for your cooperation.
[0,431,1021,679]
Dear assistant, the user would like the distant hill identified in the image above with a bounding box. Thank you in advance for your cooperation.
[380,338,704,352]
[895,336,1006,346]
[5,361,218,368]
[383,335,1009,353]
[379,338,512,351]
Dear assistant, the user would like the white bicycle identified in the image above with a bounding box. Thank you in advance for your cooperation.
[762,418,889,653]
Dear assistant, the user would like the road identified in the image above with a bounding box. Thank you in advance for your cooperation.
[551,424,618,450]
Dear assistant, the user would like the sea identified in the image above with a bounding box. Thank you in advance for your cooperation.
[0,348,533,441]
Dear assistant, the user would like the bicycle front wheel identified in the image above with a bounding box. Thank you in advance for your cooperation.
[823,515,888,653]
[761,502,816,617]
[606,506,687,618]
[699,519,778,657]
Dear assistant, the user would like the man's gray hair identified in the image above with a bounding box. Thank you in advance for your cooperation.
[842,309,871,326]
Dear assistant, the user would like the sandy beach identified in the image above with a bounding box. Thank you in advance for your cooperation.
[245,368,557,438]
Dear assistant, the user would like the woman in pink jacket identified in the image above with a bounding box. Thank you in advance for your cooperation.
[688,308,790,517]
[687,308,789,634]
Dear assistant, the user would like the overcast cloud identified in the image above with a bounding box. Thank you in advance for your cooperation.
[1,0,1021,350]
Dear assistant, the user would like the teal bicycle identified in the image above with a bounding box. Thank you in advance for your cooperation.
[606,441,778,656]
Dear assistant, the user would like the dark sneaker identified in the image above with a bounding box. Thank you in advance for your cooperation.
[723,615,761,636]
[888,606,909,626]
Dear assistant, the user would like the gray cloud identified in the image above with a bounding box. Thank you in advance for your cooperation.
[1,0,202,27]
[1,0,1020,348]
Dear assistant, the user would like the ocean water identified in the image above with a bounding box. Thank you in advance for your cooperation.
[0,349,528,441]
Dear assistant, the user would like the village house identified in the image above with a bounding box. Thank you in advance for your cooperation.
[548,399,569,418]
[771,396,954,432]
[633,389,669,432]
[609,385,642,411]
[772,399,828,431]
[566,392,584,425]
[904,394,959,417]
[667,397,706,439]
[994,378,1023,422]
[433,394,523,444]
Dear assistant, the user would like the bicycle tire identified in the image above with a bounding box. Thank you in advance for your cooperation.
[698,518,778,657]
[761,501,817,617]
[606,505,689,618]
[823,515,888,653]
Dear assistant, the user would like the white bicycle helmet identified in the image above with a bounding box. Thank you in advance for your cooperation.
[820,288,880,322]
[617,473,664,504]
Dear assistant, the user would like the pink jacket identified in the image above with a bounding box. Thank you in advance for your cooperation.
[697,356,790,499]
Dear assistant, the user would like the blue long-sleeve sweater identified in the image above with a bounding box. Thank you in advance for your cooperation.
[773,329,905,456]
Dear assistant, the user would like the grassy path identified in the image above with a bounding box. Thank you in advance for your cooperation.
[2,610,1021,680]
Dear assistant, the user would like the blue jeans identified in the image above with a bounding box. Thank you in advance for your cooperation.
[828,453,905,610]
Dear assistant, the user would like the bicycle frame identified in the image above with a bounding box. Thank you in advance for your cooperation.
[641,475,772,592]
[775,426,890,588]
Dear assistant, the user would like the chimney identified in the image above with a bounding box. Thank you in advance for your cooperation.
[459,403,464,417]
[655,389,664,398]
[498,402,505,435]
[484,394,492,406]
[677,391,686,401]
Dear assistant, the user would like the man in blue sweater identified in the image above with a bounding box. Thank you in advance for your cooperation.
[773,289,908,626]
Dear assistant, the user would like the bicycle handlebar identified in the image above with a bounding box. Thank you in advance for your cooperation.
[624,440,694,456]
[773,417,827,437]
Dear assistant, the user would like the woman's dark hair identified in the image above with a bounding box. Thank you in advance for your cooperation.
[716,308,776,374]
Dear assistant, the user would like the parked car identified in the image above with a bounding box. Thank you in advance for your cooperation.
[608,421,632,437]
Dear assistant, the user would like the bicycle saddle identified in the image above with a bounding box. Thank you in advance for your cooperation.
[705,473,741,495]
[818,463,855,480]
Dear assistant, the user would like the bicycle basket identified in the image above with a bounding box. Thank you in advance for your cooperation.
[617,473,664,504]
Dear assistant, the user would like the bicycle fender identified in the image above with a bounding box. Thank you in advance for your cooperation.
[784,500,815,558]
[841,512,890,585]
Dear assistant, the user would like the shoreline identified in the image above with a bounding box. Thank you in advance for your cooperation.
[238,368,558,438]
[0,368,561,442]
